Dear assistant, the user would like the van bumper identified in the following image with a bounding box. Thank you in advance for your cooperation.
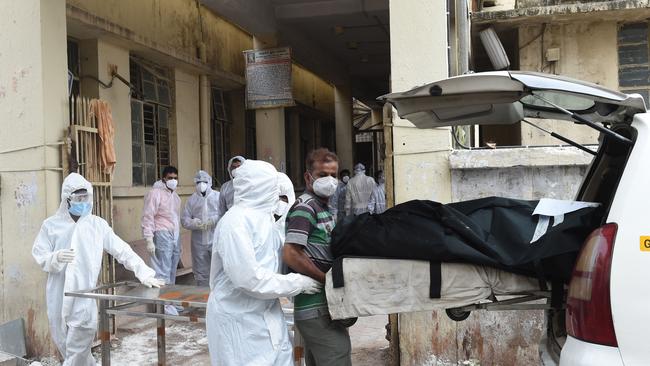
[560,336,623,366]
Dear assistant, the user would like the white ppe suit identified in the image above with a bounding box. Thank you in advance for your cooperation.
[274,172,296,237]
[32,173,156,365]
[142,180,181,284]
[181,170,220,286]
[207,160,318,366]
[328,181,347,222]
[368,182,387,214]
[217,156,246,220]
[345,164,376,216]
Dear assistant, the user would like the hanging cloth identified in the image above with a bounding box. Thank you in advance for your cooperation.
[89,99,116,175]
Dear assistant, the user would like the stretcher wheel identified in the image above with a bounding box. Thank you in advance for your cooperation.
[446,308,471,321]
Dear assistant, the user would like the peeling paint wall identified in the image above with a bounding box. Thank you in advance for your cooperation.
[0,0,69,356]
[519,21,618,145]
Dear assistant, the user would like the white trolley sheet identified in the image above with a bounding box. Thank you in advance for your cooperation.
[325,258,541,320]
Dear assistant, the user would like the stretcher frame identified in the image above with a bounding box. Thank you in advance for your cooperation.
[444,290,559,321]
[65,281,209,366]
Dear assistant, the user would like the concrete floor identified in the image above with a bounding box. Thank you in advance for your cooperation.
[105,313,390,365]
[349,315,390,366]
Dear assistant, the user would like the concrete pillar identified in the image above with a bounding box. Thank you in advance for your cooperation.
[334,86,354,171]
[389,1,454,365]
[255,108,287,172]
[175,69,202,186]
[253,36,287,172]
[0,0,68,356]
[389,0,452,205]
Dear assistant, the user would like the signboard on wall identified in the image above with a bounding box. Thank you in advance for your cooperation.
[244,47,295,109]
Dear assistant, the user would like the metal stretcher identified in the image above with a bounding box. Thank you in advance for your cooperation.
[443,290,557,321]
[325,258,565,322]
[66,281,209,366]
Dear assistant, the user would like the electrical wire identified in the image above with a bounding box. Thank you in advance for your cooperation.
[451,126,472,150]
[0,142,64,155]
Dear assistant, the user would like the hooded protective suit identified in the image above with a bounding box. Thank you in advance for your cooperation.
[207,160,320,366]
[181,170,220,286]
[329,180,348,222]
[32,173,156,365]
[345,163,376,216]
[274,172,296,235]
[142,179,181,284]
[217,156,245,221]
[368,181,387,215]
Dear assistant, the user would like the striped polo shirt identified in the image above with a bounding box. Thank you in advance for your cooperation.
[285,191,335,320]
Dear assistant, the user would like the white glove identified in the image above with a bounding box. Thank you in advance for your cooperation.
[204,218,216,228]
[145,237,156,255]
[141,277,165,288]
[191,218,202,228]
[56,249,75,264]
[297,275,323,295]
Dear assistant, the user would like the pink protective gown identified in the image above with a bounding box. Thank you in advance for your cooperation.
[142,180,181,284]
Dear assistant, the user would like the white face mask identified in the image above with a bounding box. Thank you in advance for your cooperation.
[311,175,338,198]
[342,176,350,184]
[197,182,209,194]
[274,200,289,218]
[165,179,178,191]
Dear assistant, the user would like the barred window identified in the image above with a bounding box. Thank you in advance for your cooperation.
[130,57,173,186]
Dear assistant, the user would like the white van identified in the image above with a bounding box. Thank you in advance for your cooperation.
[380,71,649,366]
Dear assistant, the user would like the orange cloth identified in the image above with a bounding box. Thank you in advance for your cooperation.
[89,99,116,175]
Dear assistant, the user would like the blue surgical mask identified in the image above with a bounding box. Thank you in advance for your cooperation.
[69,202,92,217]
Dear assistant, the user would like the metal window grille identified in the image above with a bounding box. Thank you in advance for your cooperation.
[130,57,172,185]
[618,22,650,103]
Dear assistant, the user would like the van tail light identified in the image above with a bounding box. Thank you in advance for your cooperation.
[566,223,618,347]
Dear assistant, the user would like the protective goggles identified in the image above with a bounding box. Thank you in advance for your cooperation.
[68,192,92,203]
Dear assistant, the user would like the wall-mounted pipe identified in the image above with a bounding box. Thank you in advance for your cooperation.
[199,75,212,173]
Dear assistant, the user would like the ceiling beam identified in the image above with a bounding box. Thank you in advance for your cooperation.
[275,0,389,20]
[200,0,276,36]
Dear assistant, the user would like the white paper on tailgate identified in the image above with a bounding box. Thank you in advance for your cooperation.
[325,258,540,320]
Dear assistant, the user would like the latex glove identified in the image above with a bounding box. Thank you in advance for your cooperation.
[191,218,202,229]
[204,218,216,228]
[141,277,165,288]
[145,237,156,255]
[298,275,323,295]
[56,249,75,264]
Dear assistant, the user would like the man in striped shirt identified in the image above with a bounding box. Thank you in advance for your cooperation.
[283,148,352,366]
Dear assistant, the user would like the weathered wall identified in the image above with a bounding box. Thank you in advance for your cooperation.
[0,0,69,356]
[519,21,618,145]
[292,63,335,117]
[450,147,592,200]
[66,0,253,78]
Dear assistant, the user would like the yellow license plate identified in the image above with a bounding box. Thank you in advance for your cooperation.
[640,236,650,251]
